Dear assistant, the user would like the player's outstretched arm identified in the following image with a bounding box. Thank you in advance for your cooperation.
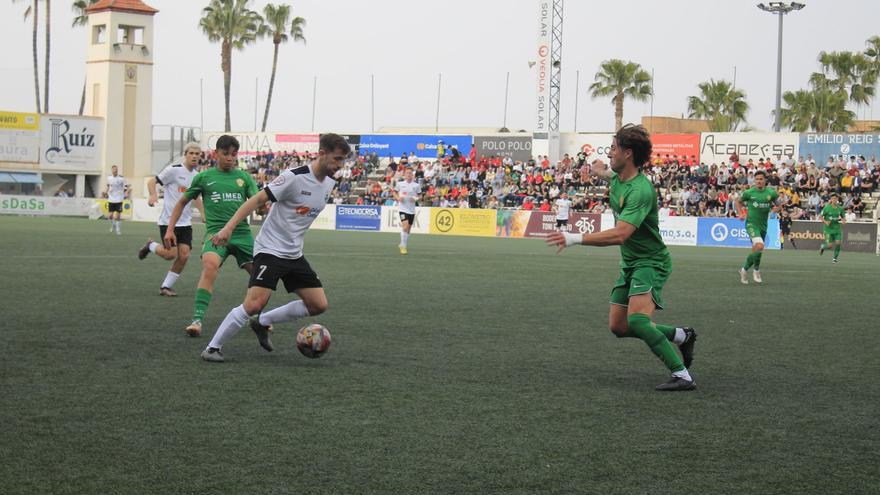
[193,197,205,223]
[212,189,270,246]
[546,221,636,253]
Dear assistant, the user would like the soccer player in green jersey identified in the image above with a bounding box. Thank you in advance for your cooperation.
[736,170,779,284]
[546,124,697,392]
[819,193,845,263]
[164,135,260,337]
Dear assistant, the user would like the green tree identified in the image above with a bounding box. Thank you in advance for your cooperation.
[199,0,264,131]
[261,3,305,132]
[686,79,749,132]
[809,51,876,108]
[13,0,41,112]
[72,0,98,115]
[780,88,854,132]
[588,59,652,131]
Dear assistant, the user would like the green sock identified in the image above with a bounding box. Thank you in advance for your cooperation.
[753,251,763,270]
[834,244,841,258]
[625,313,685,372]
[654,323,677,341]
[743,252,754,270]
[193,288,212,322]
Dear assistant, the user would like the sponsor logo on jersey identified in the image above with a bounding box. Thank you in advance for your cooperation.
[296,205,321,218]
[272,175,285,186]
[301,190,312,196]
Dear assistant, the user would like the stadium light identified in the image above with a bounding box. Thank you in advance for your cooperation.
[757,1,806,132]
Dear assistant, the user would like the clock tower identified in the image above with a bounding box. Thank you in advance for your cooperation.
[83,0,158,197]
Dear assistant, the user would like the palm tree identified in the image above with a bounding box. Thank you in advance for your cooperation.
[781,88,854,132]
[260,3,305,132]
[72,0,98,115]
[686,79,749,132]
[588,59,652,131]
[13,0,41,113]
[43,0,50,112]
[809,51,876,108]
[199,0,264,131]
[866,36,880,69]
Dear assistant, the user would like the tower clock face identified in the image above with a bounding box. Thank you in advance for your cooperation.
[125,65,137,83]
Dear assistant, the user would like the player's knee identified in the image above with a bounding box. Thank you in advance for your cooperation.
[242,300,265,315]
[178,251,190,263]
[754,243,765,252]
[159,249,176,261]
[306,300,328,316]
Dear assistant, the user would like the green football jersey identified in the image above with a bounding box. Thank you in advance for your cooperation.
[820,203,845,231]
[609,172,670,269]
[741,186,778,231]
[185,167,259,235]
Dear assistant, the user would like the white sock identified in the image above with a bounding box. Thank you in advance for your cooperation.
[400,231,409,248]
[161,271,179,289]
[149,242,160,253]
[672,369,692,381]
[259,300,309,326]
[208,305,249,349]
[673,328,687,345]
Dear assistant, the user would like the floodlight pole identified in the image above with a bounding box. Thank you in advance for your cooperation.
[757,2,805,132]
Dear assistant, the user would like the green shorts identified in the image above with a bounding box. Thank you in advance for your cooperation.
[824,229,842,243]
[746,223,768,243]
[610,264,670,310]
[201,230,254,268]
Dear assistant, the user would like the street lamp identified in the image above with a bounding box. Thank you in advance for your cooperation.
[757,2,805,132]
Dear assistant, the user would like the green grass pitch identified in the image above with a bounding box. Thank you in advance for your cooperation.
[1,216,878,494]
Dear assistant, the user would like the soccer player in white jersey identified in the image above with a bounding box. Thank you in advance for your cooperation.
[200,133,351,362]
[138,143,204,296]
[554,192,572,230]
[105,165,130,235]
[392,167,420,254]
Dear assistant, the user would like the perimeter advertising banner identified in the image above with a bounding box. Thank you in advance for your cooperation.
[559,133,613,163]
[659,216,699,246]
[358,134,472,159]
[311,205,336,231]
[380,206,429,234]
[798,133,880,162]
[0,194,94,216]
[201,132,320,155]
[651,134,700,163]
[429,208,495,236]
[473,135,533,162]
[699,132,799,165]
[696,217,781,249]
[0,111,40,163]
[335,205,381,231]
[788,221,877,253]
[39,115,103,172]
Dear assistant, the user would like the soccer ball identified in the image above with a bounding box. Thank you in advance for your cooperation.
[296,324,332,358]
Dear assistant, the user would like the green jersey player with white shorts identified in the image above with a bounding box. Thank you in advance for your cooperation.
[736,171,779,284]
[165,135,260,337]
[547,124,698,392]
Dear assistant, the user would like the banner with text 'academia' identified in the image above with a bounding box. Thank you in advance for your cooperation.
[798,133,880,162]
[358,135,472,160]
[699,132,799,165]
[201,132,319,156]
[696,217,780,249]
[429,208,495,237]
[335,205,381,231]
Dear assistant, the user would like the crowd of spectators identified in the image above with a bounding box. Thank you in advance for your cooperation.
[202,146,879,221]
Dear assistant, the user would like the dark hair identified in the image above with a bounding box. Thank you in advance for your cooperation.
[614,124,652,168]
[320,133,352,155]
[830,192,839,198]
[754,170,767,178]
[215,135,240,152]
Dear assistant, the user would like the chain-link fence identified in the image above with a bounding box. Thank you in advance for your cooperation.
[152,125,201,174]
